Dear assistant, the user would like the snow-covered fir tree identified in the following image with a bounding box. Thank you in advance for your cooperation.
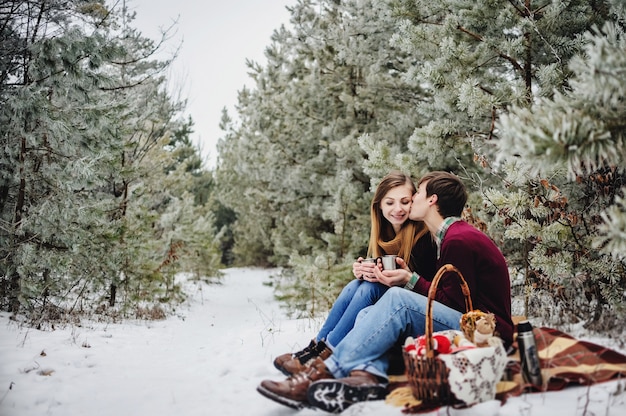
[216,0,433,315]
[492,13,626,329]
[0,1,222,321]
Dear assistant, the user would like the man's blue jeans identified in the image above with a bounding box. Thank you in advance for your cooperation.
[316,279,389,347]
[324,286,462,382]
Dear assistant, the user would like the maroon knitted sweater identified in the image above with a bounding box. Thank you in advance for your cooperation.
[413,221,514,347]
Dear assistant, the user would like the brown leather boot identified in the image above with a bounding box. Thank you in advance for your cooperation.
[307,370,388,413]
[274,339,332,376]
[273,339,316,375]
[280,340,333,376]
[257,357,334,410]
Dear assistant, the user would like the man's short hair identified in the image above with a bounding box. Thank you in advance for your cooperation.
[418,171,467,218]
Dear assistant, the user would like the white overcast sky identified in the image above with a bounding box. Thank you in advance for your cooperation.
[128,0,294,168]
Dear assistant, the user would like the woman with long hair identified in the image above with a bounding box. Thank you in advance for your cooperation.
[273,171,437,376]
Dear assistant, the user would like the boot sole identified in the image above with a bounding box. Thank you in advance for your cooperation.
[307,380,388,413]
[256,384,311,410]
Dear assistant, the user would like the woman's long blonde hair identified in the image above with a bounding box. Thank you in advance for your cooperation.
[367,171,428,265]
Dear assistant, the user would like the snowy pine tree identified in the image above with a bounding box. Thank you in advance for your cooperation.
[216,0,433,315]
[493,13,626,328]
[0,1,222,321]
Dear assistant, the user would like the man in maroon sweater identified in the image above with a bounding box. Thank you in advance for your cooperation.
[257,171,514,412]
[404,171,514,344]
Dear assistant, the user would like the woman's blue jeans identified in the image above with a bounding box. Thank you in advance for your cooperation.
[324,286,462,382]
[316,279,389,347]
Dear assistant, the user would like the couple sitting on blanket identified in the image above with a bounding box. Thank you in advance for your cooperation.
[257,171,515,413]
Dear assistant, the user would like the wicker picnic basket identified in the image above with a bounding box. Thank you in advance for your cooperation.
[402,264,473,406]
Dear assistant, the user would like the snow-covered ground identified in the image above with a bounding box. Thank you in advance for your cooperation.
[1,267,625,415]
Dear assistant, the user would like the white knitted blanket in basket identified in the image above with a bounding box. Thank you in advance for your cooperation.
[438,336,509,406]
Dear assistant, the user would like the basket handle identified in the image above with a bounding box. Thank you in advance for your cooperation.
[424,264,473,358]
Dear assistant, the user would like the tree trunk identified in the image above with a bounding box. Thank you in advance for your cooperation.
[109,283,117,307]
[7,136,28,312]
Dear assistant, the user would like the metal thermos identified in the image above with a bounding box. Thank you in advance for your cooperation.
[517,320,543,387]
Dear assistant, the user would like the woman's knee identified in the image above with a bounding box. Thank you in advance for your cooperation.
[354,281,387,300]
[339,279,361,296]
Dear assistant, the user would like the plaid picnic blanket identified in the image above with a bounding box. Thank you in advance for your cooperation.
[507,326,626,391]
[386,326,626,412]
